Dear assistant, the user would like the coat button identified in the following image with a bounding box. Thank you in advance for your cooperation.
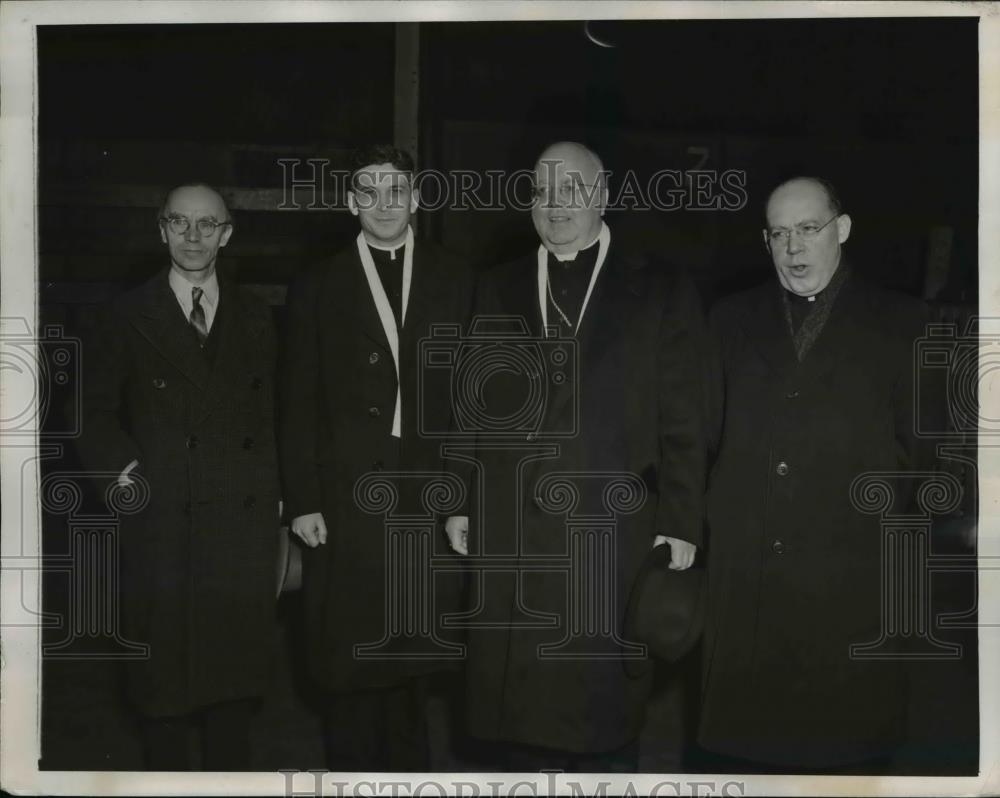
[243,437,254,449]
[243,495,256,509]
[368,406,381,417]
[772,539,785,554]
[526,431,538,442]
[372,460,383,472]
[186,435,198,449]
[786,390,799,399]
[775,461,789,476]
[251,377,262,390]
[152,378,166,389]
[369,352,380,365]
[533,494,543,508]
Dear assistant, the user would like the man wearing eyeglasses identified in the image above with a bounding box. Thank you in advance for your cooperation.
[443,142,707,771]
[697,176,931,772]
[77,183,280,770]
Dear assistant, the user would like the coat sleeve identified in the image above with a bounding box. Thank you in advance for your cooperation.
[653,273,709,547]
[441,266,491,518]
[76,301,143,476]
[278,270,324,520]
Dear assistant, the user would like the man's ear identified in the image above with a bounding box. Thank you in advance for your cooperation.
[158,223,167,244]
[219,224,234,248]
[836,213,852,245]
[761,229,771,252]
[347,190,359,217]
[409,187,419,214]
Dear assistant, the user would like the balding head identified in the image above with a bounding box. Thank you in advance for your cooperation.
[765,176,841,223]
[531,141,607,256]
[158,183,233,280]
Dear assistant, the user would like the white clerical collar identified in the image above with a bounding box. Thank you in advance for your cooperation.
[549,229,602,262]
[364,229,410,261]
[537,222,611,335]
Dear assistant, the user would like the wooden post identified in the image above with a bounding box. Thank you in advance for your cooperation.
[394,22,420,233]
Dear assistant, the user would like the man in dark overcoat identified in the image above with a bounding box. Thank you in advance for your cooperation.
[443,142,707,772]
[279,145,473,771]
[77,183,281,770]
[698,176,932,772]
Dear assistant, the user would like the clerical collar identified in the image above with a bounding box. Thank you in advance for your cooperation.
[550,231,601,262]
[786,288,819,305]
[364,230,409,261]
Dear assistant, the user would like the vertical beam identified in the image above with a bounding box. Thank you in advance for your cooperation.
[394,22,420,166]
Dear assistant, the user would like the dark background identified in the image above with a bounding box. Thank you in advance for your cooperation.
[36,18,979,773]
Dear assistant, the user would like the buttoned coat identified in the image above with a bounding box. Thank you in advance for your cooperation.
[455,242,707,754]
[698,273,931,767]
[279,240,473,693]
[77,269,281,718]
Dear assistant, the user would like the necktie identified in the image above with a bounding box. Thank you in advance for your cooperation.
[190,286,208,345]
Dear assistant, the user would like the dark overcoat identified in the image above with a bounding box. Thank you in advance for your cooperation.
[698,273,931,767]
[279,240,473,693]
[457,242,707,754]
[77,269,281,718]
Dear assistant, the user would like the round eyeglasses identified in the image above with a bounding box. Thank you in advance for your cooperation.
[160,215,231,237]
[765,214,840,246]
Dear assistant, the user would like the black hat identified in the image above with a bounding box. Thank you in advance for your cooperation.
[276,526,303,597]
[623,542,705,676]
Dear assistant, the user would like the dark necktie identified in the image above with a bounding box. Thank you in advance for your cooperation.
[190,286,208,345]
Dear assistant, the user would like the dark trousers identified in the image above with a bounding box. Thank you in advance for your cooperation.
[323,678,429,772]
[496,739,640,773]
[141,698,256,771]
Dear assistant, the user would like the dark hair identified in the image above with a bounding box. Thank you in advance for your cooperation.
[764,175,843,222]
[350,144,415,188]
[158,182,233,224]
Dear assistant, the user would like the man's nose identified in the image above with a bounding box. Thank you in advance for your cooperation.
[785,232,804,254]
[184,224,201,242]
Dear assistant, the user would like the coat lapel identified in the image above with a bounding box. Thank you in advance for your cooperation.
[400,241,444,342]
[541,247,631,431]
[194,279,268,423]
[129,269,210,390]
[349,246,394,355]
[497,255,544,338]
[738,283,798,378]
[789,273,867,388]
[737,272,867,389]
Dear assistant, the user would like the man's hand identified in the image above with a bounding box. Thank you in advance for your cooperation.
[653,534,696,570]
[445,515,469,555]
[291,512,328,548]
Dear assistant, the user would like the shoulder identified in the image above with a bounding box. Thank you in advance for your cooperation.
[230,282,273,320]
[106,270,166,320]
[708,279,773,329]
[477,251,535,290]
[286,247,354,302]
[850,276,930,340]
[414,239,475,288]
